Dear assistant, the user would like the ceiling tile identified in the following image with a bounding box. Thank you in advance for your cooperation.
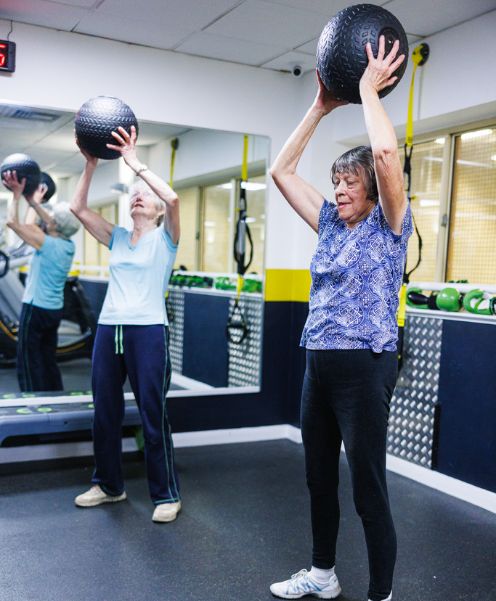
[262,50,315,73]
[176,32,286,66]
[96,0,242,32]
[74,10,192,49]
[54,0,99,7]
[385,0,496,36]
[264,0,383,16]
[0,0,86,31]
[205,0,327,48]
[296,37,319,55]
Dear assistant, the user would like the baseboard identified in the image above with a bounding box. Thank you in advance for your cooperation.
[385,454,496,515]
[1,424,494,515]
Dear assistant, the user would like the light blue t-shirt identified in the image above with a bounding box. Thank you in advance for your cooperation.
[300,201,413,353]
[23,235,75,310]
[98,226,177,326]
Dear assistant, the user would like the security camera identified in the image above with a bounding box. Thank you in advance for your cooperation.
[291,65,303,78]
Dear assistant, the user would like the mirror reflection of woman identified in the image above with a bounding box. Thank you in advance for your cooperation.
[4,173,79,392]
[71,126,182,523]
[269,39,411,601]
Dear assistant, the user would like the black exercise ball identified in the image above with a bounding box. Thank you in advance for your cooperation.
[316,3,408,104]
[75,96,139,160]
[0,153,41,198]
[40,172,56,203]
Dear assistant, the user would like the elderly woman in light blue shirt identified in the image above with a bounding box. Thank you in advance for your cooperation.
[71,125,181,524]
[5,173,79,392]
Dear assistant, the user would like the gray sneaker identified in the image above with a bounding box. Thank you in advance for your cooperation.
[270,568,341,599]
[74,485,127,507]
[152,501,181,523]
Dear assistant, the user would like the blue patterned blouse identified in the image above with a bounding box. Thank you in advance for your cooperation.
[300,200,413,353]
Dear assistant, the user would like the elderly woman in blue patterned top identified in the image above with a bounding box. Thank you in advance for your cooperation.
[269,38,412,601]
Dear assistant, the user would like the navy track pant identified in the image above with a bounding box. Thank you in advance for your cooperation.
[91,324,180,504]
[17,302,63,392]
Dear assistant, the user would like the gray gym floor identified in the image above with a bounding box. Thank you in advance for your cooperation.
[1,440,495,601]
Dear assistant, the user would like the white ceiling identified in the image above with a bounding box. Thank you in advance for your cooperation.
[0,104,190,178]
[0,0,495,74]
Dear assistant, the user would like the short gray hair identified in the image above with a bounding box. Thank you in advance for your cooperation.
[52,202,80,239]
[331,145,379,203]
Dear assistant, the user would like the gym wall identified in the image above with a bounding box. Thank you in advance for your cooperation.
[1,13,495,496]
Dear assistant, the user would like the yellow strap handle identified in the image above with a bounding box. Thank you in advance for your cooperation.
[405,46,426,148]
[169,138,179,187]
[397,283,408,327]
[241,134,249,182]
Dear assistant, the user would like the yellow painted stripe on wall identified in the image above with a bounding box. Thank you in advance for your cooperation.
[264,269,311,302]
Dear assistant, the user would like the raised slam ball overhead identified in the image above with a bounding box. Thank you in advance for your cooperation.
[0,153,41,198]
[75,96,139,160]
[316,3,409,104]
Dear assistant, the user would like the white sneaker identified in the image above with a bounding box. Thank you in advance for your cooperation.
[368,595,392,601]
[74,485,127,508]
[270,568,341,599]
[152,501,181,523]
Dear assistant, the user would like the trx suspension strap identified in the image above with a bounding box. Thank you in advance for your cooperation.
[226,135,253,345]
[397,43,429,368]
[169,137,179,187]
[166,138,180,325]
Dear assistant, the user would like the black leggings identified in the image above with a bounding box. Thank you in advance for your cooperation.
[301,349,398,601]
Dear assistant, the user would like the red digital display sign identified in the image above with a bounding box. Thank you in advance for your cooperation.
[0,40,16,73]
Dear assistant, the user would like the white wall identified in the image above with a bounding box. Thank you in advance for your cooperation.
[0,19,300,270]
[293,9,496,268]
[1,11,495,269]
[147,130,269,187]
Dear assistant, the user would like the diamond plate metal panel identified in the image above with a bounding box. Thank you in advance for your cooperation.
[387,315,442,468]
[167,289,184,373]
[228,296,263,387]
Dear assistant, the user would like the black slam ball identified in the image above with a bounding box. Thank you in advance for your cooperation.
[39,172,56,203]
[75,96,139,160]
[316,3,408,104]
[0,153,41,198]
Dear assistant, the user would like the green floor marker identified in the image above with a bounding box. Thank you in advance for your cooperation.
[87,403,94,409]
[16,408,32,414]
[37,407,53,413]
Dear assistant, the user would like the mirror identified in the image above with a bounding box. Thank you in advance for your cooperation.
[0,103,268,403]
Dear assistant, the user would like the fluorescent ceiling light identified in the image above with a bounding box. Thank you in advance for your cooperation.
[491,155,496,161]
[434,138,445,145]
[456,159,492,168]
[460,129,492,140]
[242,182,266,191]
[419,199,440,207]
[217,182,266,191]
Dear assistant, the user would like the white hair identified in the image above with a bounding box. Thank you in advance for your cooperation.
[128,180,162,210]
[52,202,81,239]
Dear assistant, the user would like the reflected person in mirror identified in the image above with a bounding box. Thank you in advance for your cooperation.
[71,125,182,523]
[4,173,79,392]
[269,39,412,601]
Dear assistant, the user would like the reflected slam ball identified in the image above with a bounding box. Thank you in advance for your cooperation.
[40,172,56,203]
[316,3,408,104]
[75,96,139,160]
[0,153,41,198]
